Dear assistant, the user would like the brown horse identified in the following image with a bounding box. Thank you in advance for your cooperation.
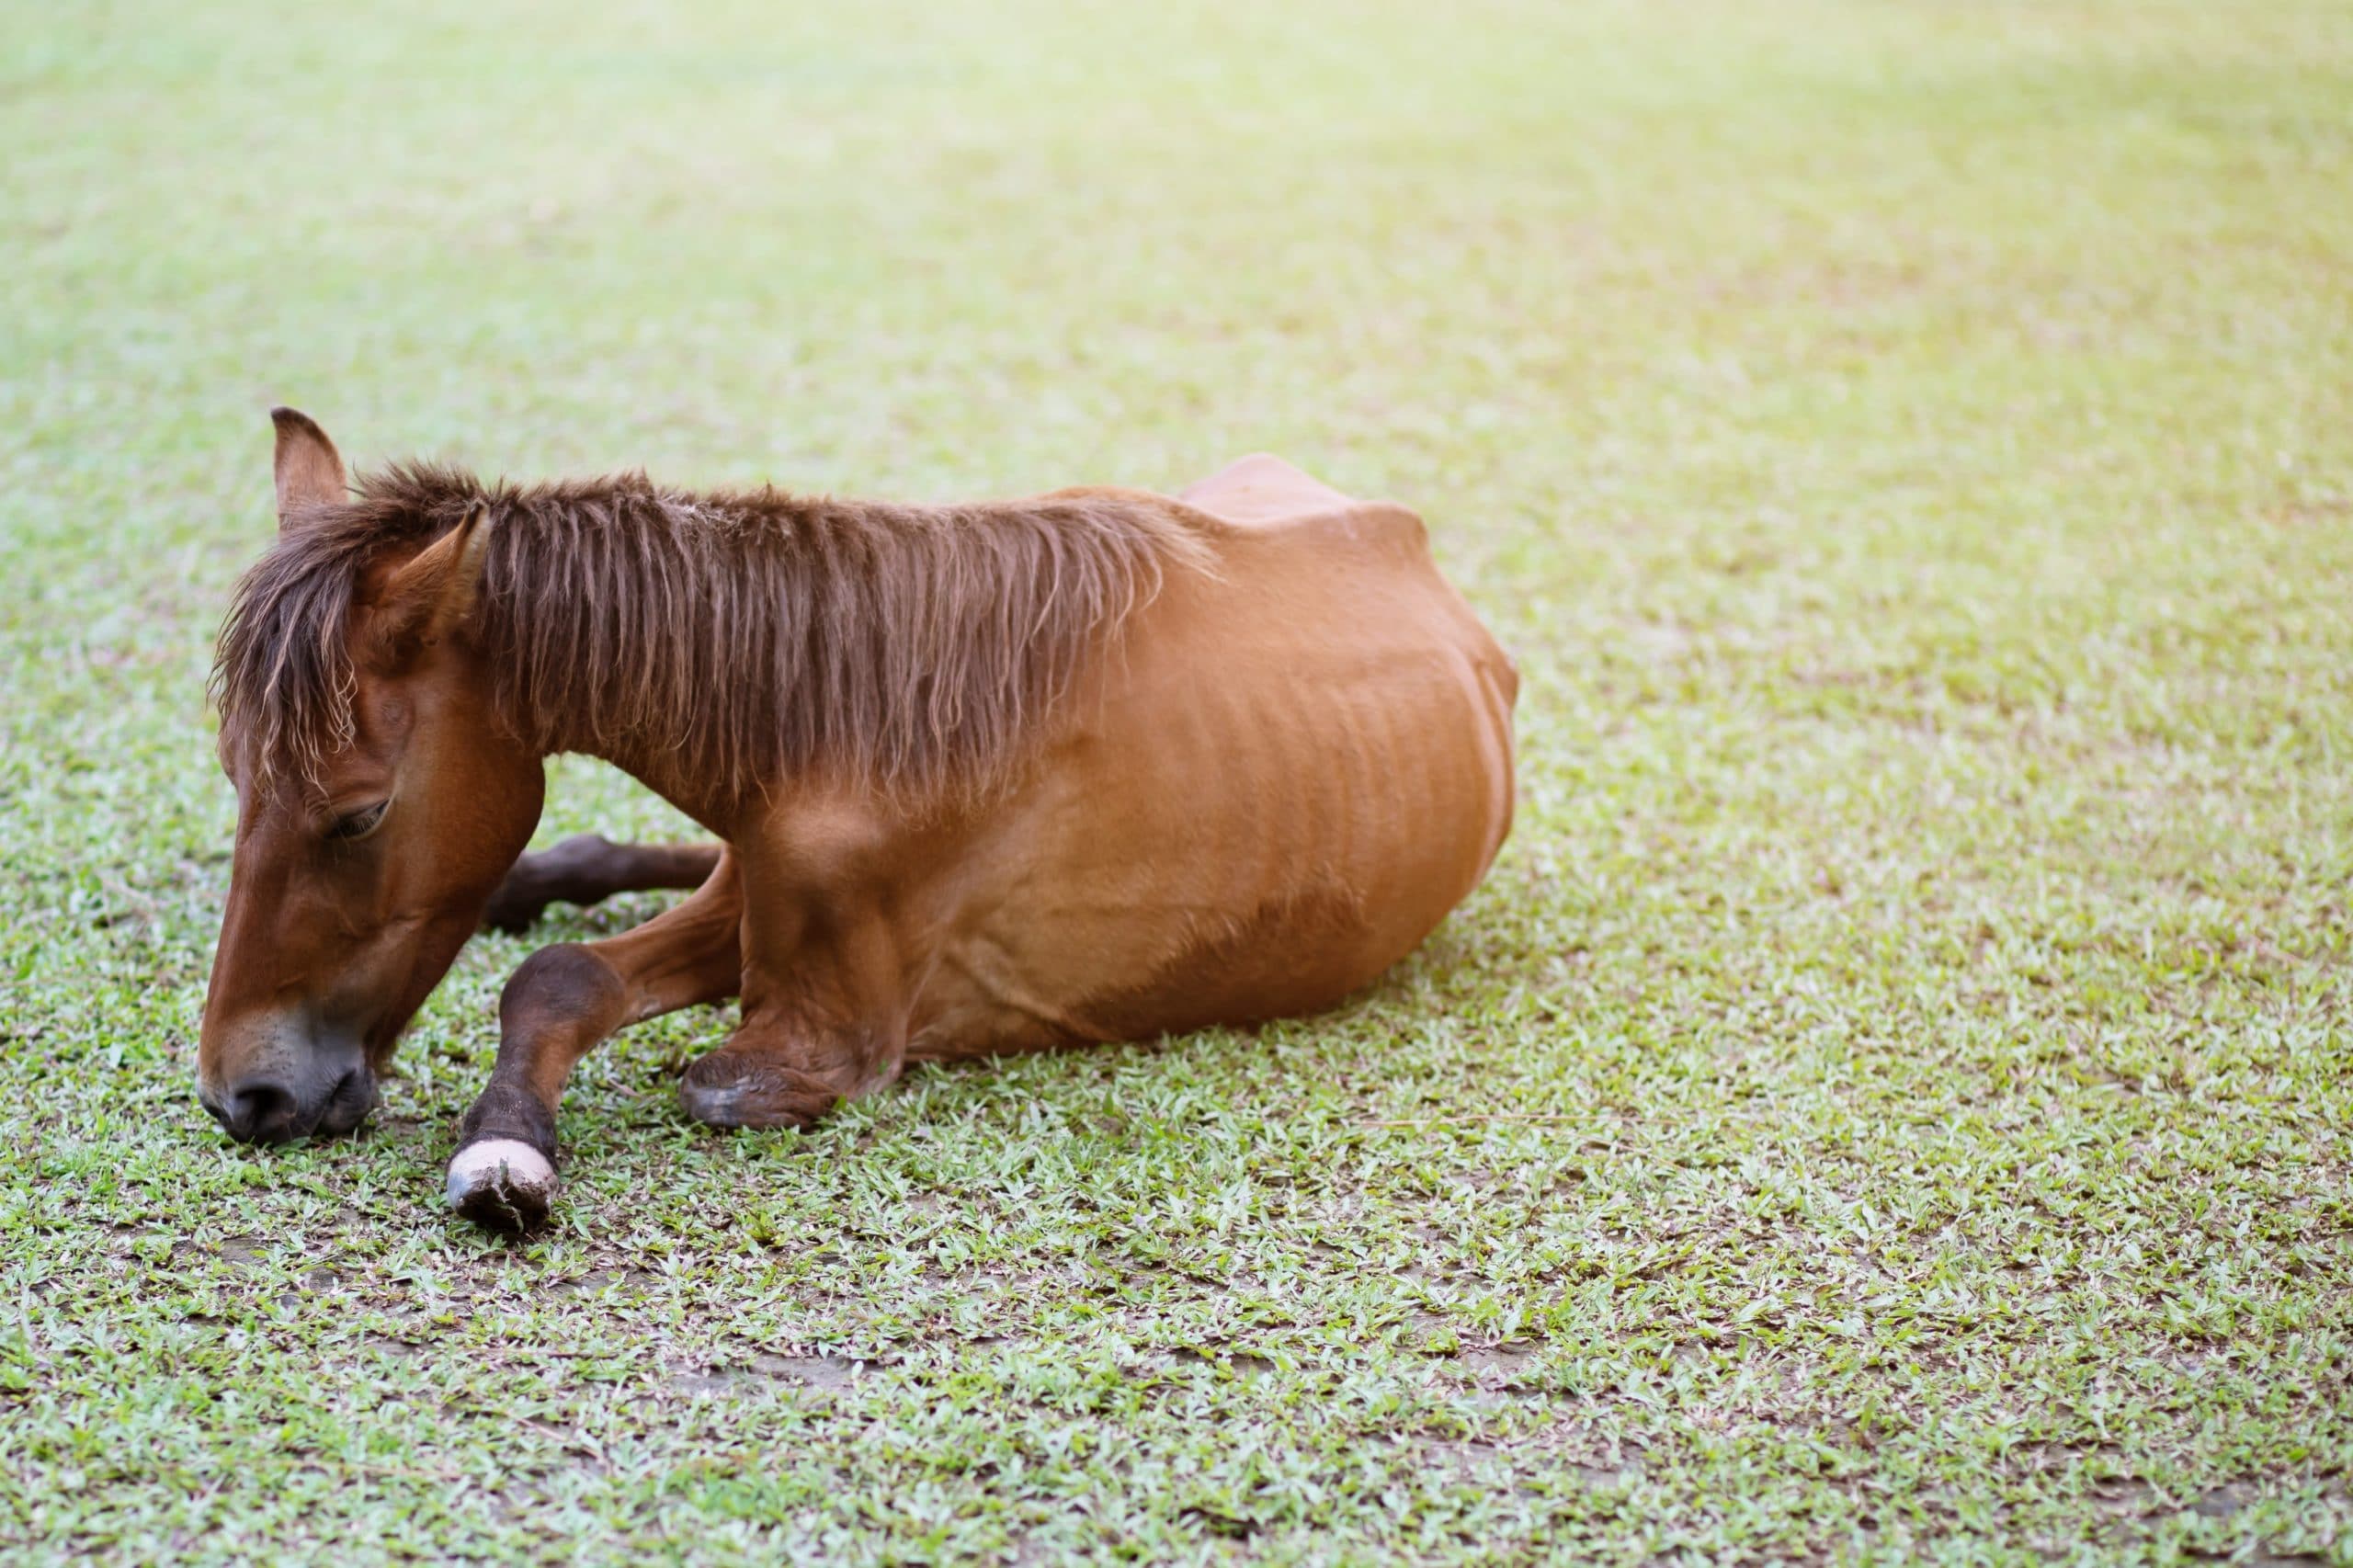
[202,409,1517,1231]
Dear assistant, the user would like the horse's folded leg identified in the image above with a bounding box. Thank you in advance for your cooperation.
[479,859,554,936]
[448,853,743,1233]
[444,947,620,1233]
[482,835,727,934]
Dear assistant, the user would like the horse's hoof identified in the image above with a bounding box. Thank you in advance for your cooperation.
[678,1060,831,1131]
[446,1140,556,1233]
[478,883,550,934]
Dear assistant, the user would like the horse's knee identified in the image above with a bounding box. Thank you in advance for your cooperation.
[500,942,626,1039]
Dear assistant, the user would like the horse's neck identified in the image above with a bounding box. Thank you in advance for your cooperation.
[528,709,746,839]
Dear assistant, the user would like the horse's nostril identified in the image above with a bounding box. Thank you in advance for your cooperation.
[222,1079,301,1143]
[316,1065,378,1136]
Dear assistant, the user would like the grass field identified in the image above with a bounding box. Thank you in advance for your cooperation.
[5,0,2352,1561]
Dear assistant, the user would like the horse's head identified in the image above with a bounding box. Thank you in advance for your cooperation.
[199,410,544,1143]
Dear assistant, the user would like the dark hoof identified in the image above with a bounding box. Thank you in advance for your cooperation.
[446,1141,556,1233]
[678,1057,833,1131]
[479,881,551,935]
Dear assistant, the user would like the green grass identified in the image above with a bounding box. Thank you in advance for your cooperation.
[4,0,2351,1560]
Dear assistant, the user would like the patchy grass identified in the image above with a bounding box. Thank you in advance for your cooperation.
[4,0,2352,1561]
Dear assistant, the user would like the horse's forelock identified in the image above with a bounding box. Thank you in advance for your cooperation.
[210,465,471,786]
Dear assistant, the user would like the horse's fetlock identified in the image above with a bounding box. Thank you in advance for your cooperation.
[455,1081,557,1163]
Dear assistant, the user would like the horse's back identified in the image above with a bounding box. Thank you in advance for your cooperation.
[907,462,1516,1058]
[1176,454,1444,565]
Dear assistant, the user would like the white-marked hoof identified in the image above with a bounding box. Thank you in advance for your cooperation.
[446,1140,556,1234]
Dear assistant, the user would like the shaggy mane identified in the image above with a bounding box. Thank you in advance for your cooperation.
[212,461,1216,801]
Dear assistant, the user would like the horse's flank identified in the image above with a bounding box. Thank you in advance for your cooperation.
[211,463,1219,802]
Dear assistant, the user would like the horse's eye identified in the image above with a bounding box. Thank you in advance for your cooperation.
[327,800,391,842]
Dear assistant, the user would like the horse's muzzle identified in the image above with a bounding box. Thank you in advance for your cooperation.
[201,1057,376,1144]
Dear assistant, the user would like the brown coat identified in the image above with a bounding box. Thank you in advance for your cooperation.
[200,412,1515,1230]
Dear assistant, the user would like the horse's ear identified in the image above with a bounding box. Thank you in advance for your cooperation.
[375,506,494,653]
[271,407,347,528]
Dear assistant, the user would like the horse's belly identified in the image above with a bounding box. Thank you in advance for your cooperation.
[907,551,1515,1059]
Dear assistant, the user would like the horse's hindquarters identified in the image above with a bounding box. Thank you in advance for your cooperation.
[908,499,1517,1057]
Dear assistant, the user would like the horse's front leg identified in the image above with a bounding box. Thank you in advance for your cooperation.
[481,835,725,933]
[677,889,911,1132]
[448,851,744,1233]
